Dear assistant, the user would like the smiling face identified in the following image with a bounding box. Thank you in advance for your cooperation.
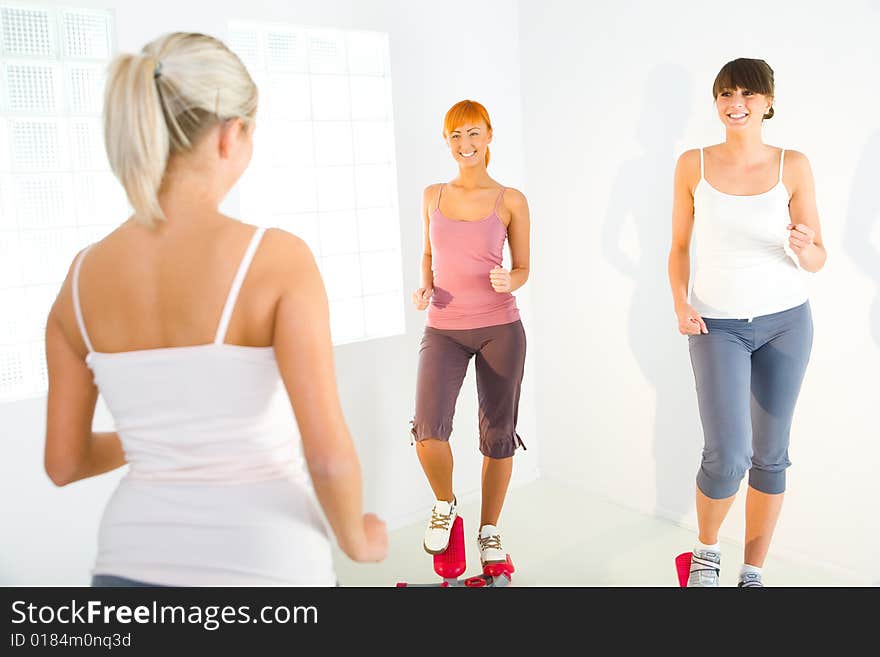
[715,87,773,130]
[446,121,492,168]
[711,58,776,131]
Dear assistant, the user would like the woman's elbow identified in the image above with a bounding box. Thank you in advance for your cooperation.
[46,467,74,487]
[44,452,77,487]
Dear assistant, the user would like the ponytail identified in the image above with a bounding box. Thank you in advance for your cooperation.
[103,33,258,228]
[103,54,169,226]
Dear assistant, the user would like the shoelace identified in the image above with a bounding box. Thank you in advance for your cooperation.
[429,507,454,530]
[690,553,720,574]
[478,534,502,552]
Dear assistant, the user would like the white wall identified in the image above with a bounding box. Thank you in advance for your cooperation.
[0,0,538,584]
[518,0,880,580]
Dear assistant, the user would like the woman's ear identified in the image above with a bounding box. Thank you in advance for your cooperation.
[217,118,245,160]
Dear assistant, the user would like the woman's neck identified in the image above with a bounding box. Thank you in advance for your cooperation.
[155,165,227,229]
[723,128,767,161]
[454,165,494,190]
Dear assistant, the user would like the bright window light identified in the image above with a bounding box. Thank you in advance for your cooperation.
[0,4,117,402]
[229,22,405,345]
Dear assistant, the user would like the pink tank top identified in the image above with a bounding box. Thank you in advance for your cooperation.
[427,185,520,330]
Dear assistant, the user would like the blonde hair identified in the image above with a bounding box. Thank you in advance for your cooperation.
[103,32,258,227]
[443,100,493,167]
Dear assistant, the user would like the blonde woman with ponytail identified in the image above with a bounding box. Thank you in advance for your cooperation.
[43,32,387,586]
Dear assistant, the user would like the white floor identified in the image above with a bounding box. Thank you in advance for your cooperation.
[332,478,866,587]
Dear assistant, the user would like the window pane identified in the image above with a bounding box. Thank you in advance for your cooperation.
[364,292,404,338]
[307,30,346,74]
[0,345,27,398]
[268,73,311,120]
[13,173,71,228]
[69,118,104,170]
[328,297,364,344]
[352,120,392,164]
[30,340,47,389]
[1,7,55,58]
[0,235,21,287]
[346,32,387,76]
[268,121,314,168]
[9,119,68,170]
[318,210,358,255]
[0,176,10,229]
[316,166,355,212]
[0,119,8,169]
[73,171,129,226]
[0,289,23,339]
[355,163,394,208]
[22,284,56,339]
[350,76,387,120]
[228,28,262,73]
[310,75,350,120]
[266,27,307,72]
[360,249,402,296]
[66,64,104,114]
[5,62,60,113]
[19,227,79,284]
[313,121,353,166]
[357,207,398,252]
[61,10,111,60]
[321,253,361,301]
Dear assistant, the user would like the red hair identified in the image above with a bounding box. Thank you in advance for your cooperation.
[442,99,492,166]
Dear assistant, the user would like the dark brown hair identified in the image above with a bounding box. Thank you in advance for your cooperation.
[712,58,775,119]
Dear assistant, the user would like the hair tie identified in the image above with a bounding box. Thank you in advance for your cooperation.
[153,60,163,80]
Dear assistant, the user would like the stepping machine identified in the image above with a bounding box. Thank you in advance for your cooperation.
[397,516,515,587]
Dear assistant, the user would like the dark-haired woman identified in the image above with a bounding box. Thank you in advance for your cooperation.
[668,58,826,587]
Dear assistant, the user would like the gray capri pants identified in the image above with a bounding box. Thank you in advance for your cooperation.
[411,320,526,459]
[688,301,813,499]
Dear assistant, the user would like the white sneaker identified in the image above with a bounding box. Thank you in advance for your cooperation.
[738,572,764,587]
[687,548,721,587]
[423,497,457,554]
[477,524,506,566]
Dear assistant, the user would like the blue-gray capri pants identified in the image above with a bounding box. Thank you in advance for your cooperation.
[688,301,813,499]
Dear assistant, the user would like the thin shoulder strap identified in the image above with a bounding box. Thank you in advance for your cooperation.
[699,148,705,180]
[72,246,95,353]
[436,184,444,211]
[214,227,267,345]
[493,187,507,212]
[778,149,786,183]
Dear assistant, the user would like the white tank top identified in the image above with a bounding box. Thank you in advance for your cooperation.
[690,148,808,319]
[73,227,336,586]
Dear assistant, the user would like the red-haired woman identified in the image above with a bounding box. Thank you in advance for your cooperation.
[410,100,531,567]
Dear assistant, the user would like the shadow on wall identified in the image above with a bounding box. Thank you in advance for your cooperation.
[844,129,880,349]
[601,63,702,522]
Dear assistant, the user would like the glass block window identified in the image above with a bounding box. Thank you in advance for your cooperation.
[0,5,120,401]
[228,22,404,345]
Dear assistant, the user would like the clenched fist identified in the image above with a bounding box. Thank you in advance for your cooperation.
[787,223,815,255]
[412,287,433,310]
[489,267,512,293]
[675,303,708,336]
